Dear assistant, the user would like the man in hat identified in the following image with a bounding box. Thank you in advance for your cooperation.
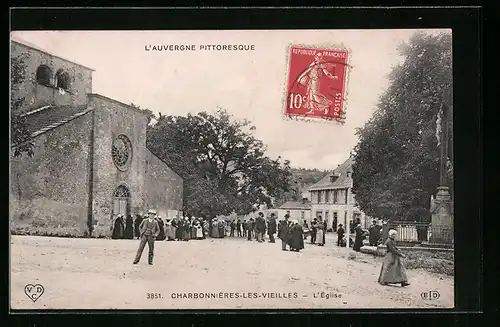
[133,209,160,265]
[337,223,345,247]
[369,219,382,246]
[277,214,292,251]
[255,212,267,243]
[267,213,277,243]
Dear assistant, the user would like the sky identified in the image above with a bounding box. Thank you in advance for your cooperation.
[11,29,447,170]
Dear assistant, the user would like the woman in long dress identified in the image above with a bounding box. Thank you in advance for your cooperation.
[211,219,219,238]
[288,220,305,252]
[156,216,166,241]
[378,229,410,287]
[218,220,225,238]
[353,223,364,252]
[124,215,134,239]
[316,220,325,246]
[190,217,197,239]
[181,217,190,241]
[111,215,125,239]
[195,221,204,240]
[165,219,175,241]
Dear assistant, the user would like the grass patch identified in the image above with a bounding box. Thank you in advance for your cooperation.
[402,250,454,276]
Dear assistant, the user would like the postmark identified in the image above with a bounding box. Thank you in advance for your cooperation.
[284,45,350,123]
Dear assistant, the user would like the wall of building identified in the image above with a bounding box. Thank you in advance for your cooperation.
[89,95,149,237]
[310,204,366,230]
[10,41,92,115]
[144,149,183,219]
[10,113,93,236]
[277,208,312,224]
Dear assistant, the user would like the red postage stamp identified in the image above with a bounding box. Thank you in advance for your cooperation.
[284,45,350,122]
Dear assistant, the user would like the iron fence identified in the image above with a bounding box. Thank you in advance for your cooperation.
[385,221,453,245]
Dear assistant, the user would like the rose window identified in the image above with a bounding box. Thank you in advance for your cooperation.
[112,135,132,170]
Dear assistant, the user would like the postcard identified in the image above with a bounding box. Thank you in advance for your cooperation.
[10,29,454,310]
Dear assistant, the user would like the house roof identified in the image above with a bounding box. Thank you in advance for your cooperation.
[308,156,354,191]
[279,201,312,210]
[23,104,92,138]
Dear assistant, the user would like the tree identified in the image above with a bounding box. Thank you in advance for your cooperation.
[11,53,35,157]
[146,108,294,217]
[352,31,453,222]
[130,102,156,124]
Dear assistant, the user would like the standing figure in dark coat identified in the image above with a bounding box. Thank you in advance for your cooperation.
[247,218,254,241]
[337,224,345,247]
[251,218,257,240]
[182,217,190,241]
[112,215,125,239]
[242,220,248,238]
[176,220,183,241]
[124,215,134,239]
[310,218,318,244]
[190,217,197,239]
[303,221,309,240]
[277,214,292,251]
[267,213,277,243]
[369,220,382,246]
[288,220,305,252]
[378,229,410,287]
[236,220,242,237]
[211,218,219,238]
[255,212,266,242]
[353,223,364,252]
[134,214,143,239]
[156,216,166,241]
[230,221,235,237]
[133,209,160,265]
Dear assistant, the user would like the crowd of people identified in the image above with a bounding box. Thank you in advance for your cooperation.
[111,212,385,250]
[124,209,409,287]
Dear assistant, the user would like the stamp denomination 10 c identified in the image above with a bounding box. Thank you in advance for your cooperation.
[285,45,350,122]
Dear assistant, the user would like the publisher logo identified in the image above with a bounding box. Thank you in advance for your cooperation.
[420,290,440,300]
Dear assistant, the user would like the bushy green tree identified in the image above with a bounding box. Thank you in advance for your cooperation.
[146,108,293,217]
[11,53,34,157]
[352,31,453,222]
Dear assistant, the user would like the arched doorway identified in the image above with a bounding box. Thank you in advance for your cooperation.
[112,185,130,217]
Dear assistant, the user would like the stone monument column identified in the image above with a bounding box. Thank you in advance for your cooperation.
[430,103,454,246]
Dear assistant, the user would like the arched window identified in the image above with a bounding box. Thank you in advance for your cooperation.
[113,185,130,217]
[113,185,130,198]
[36,65,52,85]
[55,69,71,90]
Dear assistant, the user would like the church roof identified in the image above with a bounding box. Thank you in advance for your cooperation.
[308,156,354,191]
[23,104,92,138]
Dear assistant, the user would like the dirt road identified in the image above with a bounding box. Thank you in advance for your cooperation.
[10,235,454,310]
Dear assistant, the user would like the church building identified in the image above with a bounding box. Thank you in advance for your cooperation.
[10,39,183,237]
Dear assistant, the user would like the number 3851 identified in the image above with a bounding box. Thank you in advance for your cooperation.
[147,293,162,299]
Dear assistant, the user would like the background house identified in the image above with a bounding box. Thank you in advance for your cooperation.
[277,198,312,224]
[308,157,368,232]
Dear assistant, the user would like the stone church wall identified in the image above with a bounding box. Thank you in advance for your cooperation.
[10,113,93,237]
[11,41,92,115]
[144,149,183,219]
[88,94,149,237]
